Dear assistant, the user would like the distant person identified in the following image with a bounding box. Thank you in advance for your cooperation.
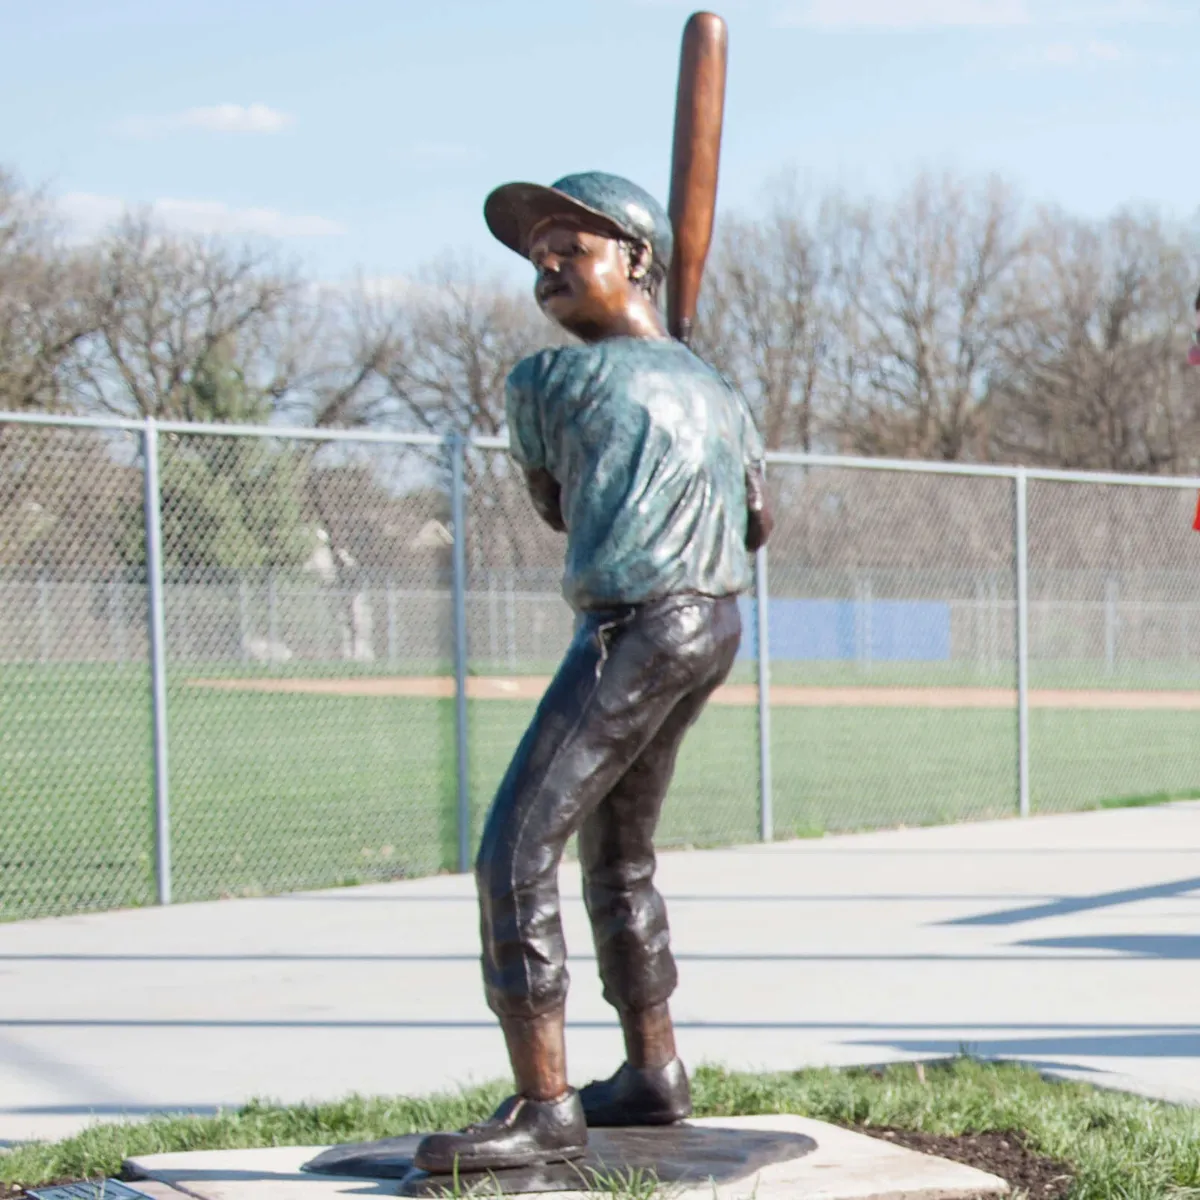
[1189,289,1200,530]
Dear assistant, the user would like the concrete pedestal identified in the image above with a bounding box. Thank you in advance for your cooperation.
[125,1115,1009,1200]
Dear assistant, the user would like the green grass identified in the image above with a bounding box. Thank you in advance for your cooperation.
[6,662,1200,921]
[3,1060,1200,1199]
[1096,789,1200,811]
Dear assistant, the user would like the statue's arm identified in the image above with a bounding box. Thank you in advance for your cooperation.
[525,467,566,533]
[733,385,773,553]
[744,462,774,553]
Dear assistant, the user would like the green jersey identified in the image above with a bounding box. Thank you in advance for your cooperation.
[505,336,764,612]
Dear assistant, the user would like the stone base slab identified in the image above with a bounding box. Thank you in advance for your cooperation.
[125,1114,1008,1200]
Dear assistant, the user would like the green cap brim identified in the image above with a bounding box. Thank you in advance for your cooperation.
[484,182,631,259]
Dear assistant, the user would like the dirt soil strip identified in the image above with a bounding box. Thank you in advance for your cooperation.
[186,676,1200,710]
[854,1127,1074,1199]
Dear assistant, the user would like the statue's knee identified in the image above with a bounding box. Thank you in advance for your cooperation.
[585,858,651,904]
[474,834,509,895]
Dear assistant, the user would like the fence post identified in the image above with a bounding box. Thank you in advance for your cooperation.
[450,433,471,873]
[1014,469,1031,819]
[755,545,773,842]
[142,417,173,904]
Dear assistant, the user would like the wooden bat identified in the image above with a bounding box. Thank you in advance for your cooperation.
[666,11,729,346]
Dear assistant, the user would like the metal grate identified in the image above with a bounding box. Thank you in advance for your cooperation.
[26,1181,158,1200]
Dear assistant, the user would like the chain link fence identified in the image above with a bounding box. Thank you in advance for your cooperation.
[1026,478,1200,815]
[762,463,1019,837]
[156,430,457,904]
[1,421,153,918]
[5,412,1200,921]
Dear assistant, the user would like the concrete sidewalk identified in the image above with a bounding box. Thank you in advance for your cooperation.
[4,802,1200,1145]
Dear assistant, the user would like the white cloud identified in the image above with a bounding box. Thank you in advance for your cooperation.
[59,192,345,239]
[181,103,293,133]
[118,103,294,138]
[58,193,131,232]
[777,0,1190,27]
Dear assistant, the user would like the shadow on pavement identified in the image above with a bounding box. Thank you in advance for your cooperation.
[855,1032,1200,1058]
[1017,934,1200,958]
[940,876,1200,927]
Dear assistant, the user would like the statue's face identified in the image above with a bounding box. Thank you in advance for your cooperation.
[528,221,634,339]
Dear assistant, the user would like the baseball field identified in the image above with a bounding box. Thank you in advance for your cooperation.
[5,660,1200,922]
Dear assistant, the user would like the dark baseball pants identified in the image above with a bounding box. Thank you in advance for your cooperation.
[475,591,743,1021]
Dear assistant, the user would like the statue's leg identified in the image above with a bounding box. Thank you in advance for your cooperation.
[577,595,742,1126]
[415,598,732,1173]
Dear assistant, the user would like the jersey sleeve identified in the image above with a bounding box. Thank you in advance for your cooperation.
[504,355,546,472]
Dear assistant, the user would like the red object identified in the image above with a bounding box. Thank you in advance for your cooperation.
[1193,493,1200,532]
[1189,344,1200,367]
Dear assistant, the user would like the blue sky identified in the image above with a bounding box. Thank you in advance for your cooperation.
[3,0,1198,289]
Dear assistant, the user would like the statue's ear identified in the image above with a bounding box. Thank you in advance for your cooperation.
[627,240,653,283]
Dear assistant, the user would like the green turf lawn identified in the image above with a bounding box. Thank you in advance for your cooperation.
[4,1059,1200,1200]
[5,662,1200,922]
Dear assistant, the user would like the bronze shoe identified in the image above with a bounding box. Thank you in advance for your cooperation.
[413,1090,588,1174]
[578,1058,692,1127]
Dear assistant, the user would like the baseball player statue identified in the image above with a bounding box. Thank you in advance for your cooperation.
[413,170,773,1175]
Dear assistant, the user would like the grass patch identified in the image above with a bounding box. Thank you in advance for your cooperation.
[1093,789,1200,811]
[3,1060,1200,1199]
[8,662,1200,920]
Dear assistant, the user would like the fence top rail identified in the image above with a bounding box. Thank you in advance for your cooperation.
[7,409,1200,491]
[0,411,447,447]
[155,419,447,446]
[765,450,1200,491]
[0,410,145,433]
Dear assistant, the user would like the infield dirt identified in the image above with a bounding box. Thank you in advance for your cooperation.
[186,675,1200,710]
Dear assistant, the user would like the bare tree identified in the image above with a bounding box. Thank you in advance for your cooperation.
[321,256,568,569]
[826,172,1031,461]
[366,255,560,438]
[12,155,1200,492]
[76,213,303,421]
[988,207,1200,473]
[0,169,97,413]
[694,183,836,452]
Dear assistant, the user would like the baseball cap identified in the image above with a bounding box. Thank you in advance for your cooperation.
[484,171,673,276]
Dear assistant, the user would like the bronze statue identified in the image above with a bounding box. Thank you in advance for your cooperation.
[412,12,772,1178]
[412,170,772,1174]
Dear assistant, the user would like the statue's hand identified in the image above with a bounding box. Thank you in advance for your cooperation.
[744,466,773,553]
[525,467,566,533]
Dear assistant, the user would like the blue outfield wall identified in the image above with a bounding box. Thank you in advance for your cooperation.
[736,597,951,662]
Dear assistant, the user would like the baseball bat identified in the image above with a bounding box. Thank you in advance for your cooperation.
[666,10,728,346]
